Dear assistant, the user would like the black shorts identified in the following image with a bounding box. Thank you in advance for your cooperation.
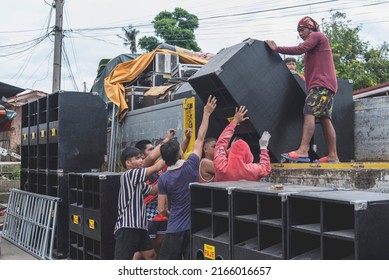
[303,87,335,120]
[148,220,167,239]
[114,228,153,260]
[158,230,190,260]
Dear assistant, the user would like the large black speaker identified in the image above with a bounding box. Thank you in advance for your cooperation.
[21,91,107,172]
[20,91,108,259]
[68,172,121,260]
[287,190,389,259]
[191,181,389,260]
[190,182,234,260]
[292,74,354,162]
[24,170,69,258]
[189,39,307,162]
[231,183,333,260]
[48,171,69,259]
[313,79,354,162]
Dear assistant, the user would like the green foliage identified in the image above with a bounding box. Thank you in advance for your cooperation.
[117,25,140,54]
[361,43,389,87]
[138,7,201,52]
[138,36,161,52]
[1,164,20,180]
[321,12,389,90]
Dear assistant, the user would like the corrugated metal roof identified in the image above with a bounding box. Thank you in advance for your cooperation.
[0,82,25,98]
[353,81,389,99]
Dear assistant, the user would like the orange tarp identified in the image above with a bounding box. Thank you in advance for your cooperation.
[104,49,207,121]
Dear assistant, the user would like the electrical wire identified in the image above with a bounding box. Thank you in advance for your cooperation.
[62,41,79,91]
[62,0,389,47]
[63,3,81,88]
[1,0,388,92]
[29,48,54,89]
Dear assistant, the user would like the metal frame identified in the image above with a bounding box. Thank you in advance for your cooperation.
[1,189,60,259]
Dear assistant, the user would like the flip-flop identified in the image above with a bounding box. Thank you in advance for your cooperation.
[314,156,340,163]
[281,151,310,163]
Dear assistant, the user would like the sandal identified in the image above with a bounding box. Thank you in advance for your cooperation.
[314,156,340,163]
[281,151,310,163]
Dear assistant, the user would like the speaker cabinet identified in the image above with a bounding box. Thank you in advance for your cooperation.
[287,190,389,259]
[68,172,121,260]
[190,183,233,260]
[189,39,354,162]
[189,39,307,162]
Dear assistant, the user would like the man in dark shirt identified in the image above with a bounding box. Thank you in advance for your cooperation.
[157,96,217,260]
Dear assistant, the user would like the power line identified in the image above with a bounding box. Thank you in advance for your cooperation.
[4,0,383,49]
[0,34,50,57]
[62,42,79,91]
[63,3,81,86]
[198,0,340,21]
[1,0,388,92]
[28,48,54,89]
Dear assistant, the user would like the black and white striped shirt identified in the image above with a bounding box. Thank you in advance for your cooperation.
[114,168,152,233]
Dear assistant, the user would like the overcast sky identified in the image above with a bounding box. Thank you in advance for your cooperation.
[1,0,388,93]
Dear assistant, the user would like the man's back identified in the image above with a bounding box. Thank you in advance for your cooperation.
[158,154,200,232]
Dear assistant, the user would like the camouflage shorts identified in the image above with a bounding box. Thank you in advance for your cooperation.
[303,87,335,120]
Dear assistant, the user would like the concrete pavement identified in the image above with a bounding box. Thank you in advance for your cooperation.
[0,237,37,260]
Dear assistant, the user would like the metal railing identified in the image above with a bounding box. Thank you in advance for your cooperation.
[0,189,60,259]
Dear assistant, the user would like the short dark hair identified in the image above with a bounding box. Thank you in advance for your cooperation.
[204,137,217,146]
[284,57,296,63]
[120,146,141,167]
[160,139,180,166]
[135,139,152,152]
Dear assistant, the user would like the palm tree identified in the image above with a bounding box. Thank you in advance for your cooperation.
[118,25,139,54]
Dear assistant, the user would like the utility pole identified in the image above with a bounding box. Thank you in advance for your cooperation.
[52,0,64,93]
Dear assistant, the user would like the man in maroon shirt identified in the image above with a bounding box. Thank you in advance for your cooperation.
[265,16,339,163]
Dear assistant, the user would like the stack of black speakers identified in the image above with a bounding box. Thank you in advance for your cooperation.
[190,181,389,260]
[20,91,107,258]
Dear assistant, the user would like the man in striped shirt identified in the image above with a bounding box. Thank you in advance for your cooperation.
[113,146,166,260]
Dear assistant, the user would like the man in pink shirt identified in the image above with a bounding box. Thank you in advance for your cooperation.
[214,106,272,182]
[265,16,339,163]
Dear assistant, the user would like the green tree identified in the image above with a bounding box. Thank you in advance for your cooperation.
[138,7,201,52]
[321,12,389,90]
[361,42,389,88]
[138,36,161,53]
[118,25,139,54]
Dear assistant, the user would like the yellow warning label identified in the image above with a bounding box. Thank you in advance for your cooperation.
[40,130,46,138]
[51,128,57,136]
[88,219,95,230]
[73,215,79,225]
[227,116,239,125]
[204,244,215,260]
[183,97,196,159]
[31,132,36,139]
